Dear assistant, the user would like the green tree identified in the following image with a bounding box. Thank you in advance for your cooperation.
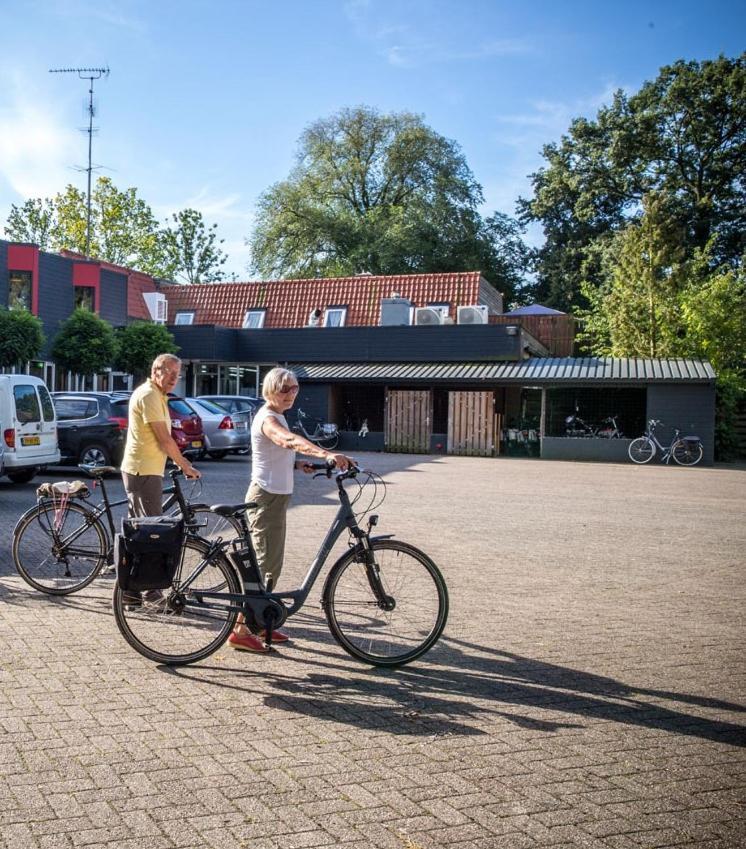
[51,309,118,377]
[114,322,179,381]
[249,106,529,301]
[520,54,746,309]
[162,208,228,283]
[4,198,59,250]
[0,308,46,368]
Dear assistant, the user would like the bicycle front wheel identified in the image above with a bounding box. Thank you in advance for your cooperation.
[628,437,655,464]
[672,439,703,466]
[323,540,448,667]
[113,537,240,665]
[13,501,108,595]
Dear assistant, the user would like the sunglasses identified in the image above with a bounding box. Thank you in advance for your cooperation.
[279,384,299,394]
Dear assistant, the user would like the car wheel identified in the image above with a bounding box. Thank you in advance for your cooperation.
[207,450,228,460]
[79,443,111,467]
[6,469,37,484]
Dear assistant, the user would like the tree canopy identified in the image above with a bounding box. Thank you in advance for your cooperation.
[519,54,746,310]
[114,321,178,380]
[51,309,118,377]
[4,178,227,284]
[249,106,530,302]
[0,308,45,369]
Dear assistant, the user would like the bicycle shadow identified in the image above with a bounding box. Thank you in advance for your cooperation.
[162,616,746,746]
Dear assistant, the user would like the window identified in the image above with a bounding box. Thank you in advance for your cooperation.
[13,385,41,423]
[9,271,32,311]
[38,385,56,422]
[242,309,266,329]
[175,312,195,325]
[324,307,347,327]
[54,398,99,420]
[75,286,96,311]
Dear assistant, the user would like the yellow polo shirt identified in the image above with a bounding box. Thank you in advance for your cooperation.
[120,379,171,476]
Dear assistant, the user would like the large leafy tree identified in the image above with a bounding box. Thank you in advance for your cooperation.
[51,309,118,377]
[4,198,59,250]
[520,54,746,309]
[114,321,179,381]
[0,308,45,368]
[162,208,227,283]
[249,106,530,301]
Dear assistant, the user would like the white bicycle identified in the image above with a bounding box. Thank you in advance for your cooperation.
[628,419,703,466]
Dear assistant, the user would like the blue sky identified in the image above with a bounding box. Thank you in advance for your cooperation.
[1,0,743,278]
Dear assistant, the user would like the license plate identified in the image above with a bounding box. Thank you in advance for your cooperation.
[191,440,203,448]
[21,435,41,446]
[235,422,247,431]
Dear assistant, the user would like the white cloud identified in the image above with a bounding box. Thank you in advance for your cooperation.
[0,70,83,201]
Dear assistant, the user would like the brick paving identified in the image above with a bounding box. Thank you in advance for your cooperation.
[0,454,744,849]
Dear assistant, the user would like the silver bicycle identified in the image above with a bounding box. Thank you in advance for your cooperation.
[628,419,703,466]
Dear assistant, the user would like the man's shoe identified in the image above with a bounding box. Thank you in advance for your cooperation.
[142,589,164,605]
[122,591,142,611]
[227,632,269,653]
[259,629,289,643]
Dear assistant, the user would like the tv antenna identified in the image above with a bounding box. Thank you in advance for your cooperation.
[49,66,110,258]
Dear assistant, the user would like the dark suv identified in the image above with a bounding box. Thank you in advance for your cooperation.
[52,392,129,467]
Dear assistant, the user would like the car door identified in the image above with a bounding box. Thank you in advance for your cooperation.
[13,382,56,461]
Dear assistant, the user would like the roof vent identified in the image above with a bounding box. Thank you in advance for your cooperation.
[308,308,322,327]
[457,305,489,325]
[142,292,167,324]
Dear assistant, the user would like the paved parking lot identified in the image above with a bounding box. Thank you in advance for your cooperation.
[1,453,745,849]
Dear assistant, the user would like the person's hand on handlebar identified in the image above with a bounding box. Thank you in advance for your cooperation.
[180,459,201,479]
[326,452,353,471]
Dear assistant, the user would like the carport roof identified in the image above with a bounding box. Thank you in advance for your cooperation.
[290,357,716,384]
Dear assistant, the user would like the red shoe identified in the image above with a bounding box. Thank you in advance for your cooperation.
[260,629,289,643]
[227,632,268,653]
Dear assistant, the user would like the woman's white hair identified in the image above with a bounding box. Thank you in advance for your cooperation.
[262,367,297,400]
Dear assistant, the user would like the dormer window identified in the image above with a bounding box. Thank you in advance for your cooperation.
[175,311,195,325]
[9,270,32,311]
[324,306,347,327]
[242,309,266,329]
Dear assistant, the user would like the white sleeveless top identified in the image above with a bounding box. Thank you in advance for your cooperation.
[250,405,295,494]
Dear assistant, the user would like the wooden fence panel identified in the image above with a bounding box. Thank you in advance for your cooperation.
[385,390,432,453]
[447,391,498,456]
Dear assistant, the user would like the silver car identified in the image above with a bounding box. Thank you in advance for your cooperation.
[186,398,250,460]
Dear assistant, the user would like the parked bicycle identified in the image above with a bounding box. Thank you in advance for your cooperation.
[113,463,449,668]
[12,464,241,596]
[292,408,339,449]
[628,419,703,466]
[565,411,623,438]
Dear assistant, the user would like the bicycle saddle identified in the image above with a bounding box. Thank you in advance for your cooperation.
[210,502,258,517]
[79,464,119,478]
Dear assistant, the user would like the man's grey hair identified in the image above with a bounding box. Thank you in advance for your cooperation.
[262,367,297,400]
[152,353,181,373]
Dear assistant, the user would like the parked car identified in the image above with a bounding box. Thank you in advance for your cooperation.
[197,395,260,422]
[0,375,60,484]
[167,395,204,457]
[51,392,129,468]
[186,397,250,459]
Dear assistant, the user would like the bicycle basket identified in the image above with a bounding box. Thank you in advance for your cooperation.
[322,423,338,436]
[115,516,185,591]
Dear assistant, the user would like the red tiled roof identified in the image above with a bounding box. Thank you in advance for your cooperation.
[162,272,489,327]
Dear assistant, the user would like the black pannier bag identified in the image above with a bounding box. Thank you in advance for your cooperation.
[115,516,186,591]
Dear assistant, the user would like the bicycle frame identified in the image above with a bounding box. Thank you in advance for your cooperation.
[642,424,683,464]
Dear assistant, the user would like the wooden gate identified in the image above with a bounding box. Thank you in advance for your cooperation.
[385,390,432,453]
[447,391,499,456]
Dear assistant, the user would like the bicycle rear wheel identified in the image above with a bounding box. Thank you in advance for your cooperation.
[671,439,703,466]
[323,540,448,667]
[183,506,243,543]
[628,437,655,464]
[317,433,339,449]
[113,537,240,665]
[13,501,108,595]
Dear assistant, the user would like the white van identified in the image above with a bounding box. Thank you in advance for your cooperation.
[0,375,60,484]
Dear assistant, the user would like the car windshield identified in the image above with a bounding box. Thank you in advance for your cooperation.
[190,398,226,415]
[168,399,195,416]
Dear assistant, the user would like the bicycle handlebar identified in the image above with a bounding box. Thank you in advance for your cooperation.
[309,459,360,481]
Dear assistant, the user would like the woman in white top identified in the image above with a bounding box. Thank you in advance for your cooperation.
[228,367,352,654]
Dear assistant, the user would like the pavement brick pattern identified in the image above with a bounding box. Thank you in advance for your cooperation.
[0,454,744,849]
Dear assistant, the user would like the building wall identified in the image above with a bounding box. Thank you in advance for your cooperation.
[38,252,75,359]
[647,384,716,465]
[100,269,128,326]
[0,240,8,304]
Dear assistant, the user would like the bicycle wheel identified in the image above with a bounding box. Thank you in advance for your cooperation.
[317,432,339,450]
[113,536,240,665]
[184,506,243,543]
[628,437,655,464]
[323,540,448,667]
[671,439,703,466]
[13,501,108,595]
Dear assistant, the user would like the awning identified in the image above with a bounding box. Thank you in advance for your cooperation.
[290,357,716,384]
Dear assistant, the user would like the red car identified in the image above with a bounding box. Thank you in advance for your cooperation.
[167,396,204,456]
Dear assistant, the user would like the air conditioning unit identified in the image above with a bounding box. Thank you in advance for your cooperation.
[414,307,444,326]
[142,292,167,324]
[457,305,489,325]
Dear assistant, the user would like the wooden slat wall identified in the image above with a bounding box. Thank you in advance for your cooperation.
[385,390,432,453]
[447,391,498,456]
